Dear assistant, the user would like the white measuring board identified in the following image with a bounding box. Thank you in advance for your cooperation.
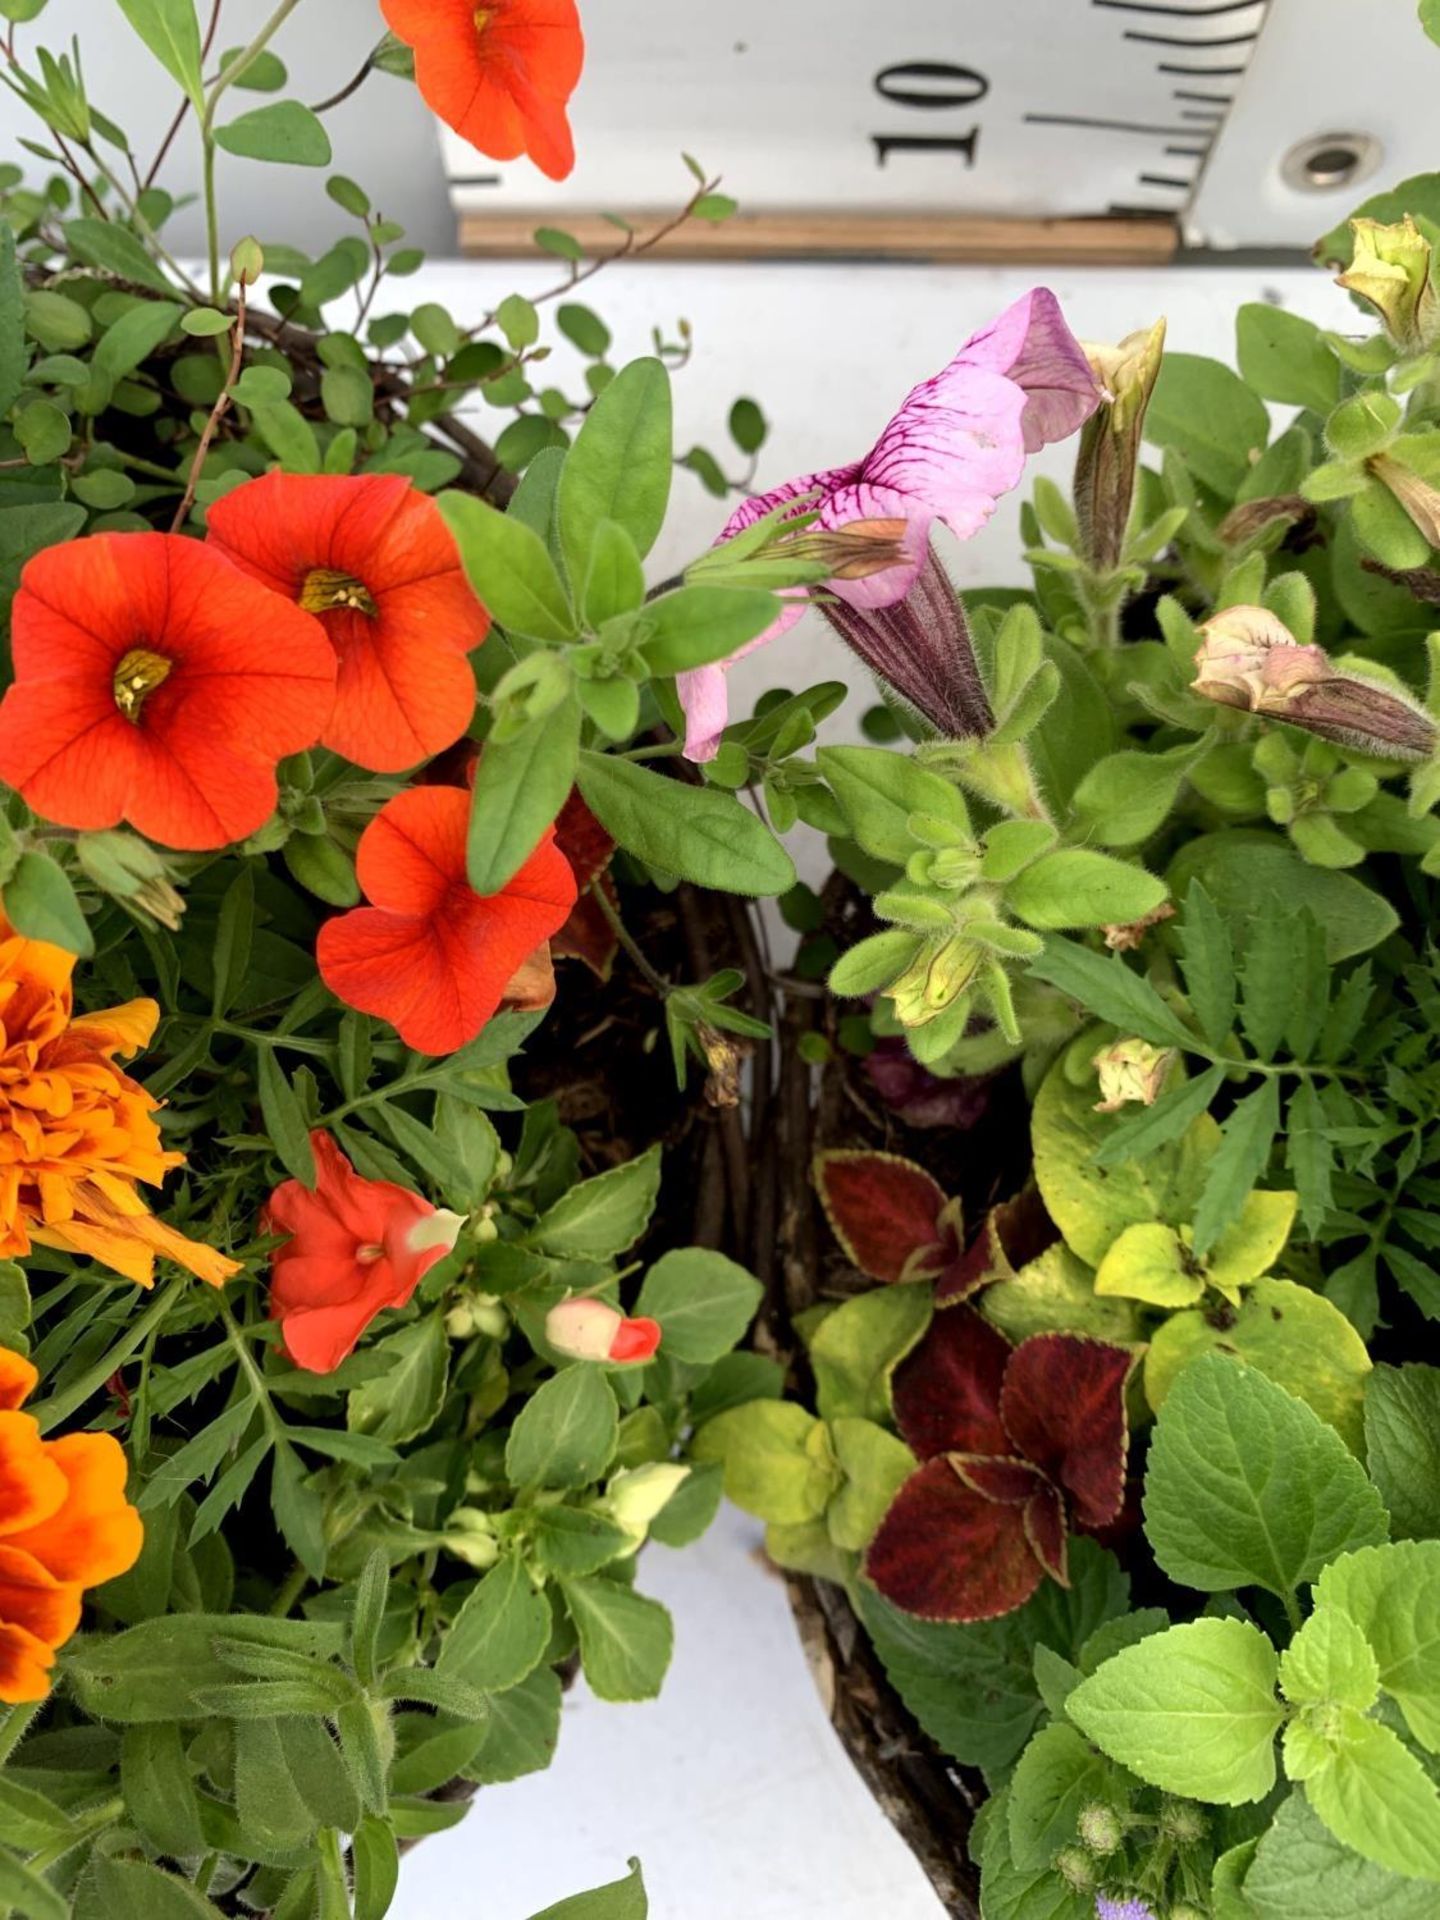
[445,0,1438,250]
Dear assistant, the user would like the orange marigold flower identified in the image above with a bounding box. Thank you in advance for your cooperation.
[0,1345,142,1702]
[0,534,337,852]
[0,920,238,1291]
[206,473,490,774]
[381,0,584,182]
[264,1131,464,1373]
[316,787,577,1055]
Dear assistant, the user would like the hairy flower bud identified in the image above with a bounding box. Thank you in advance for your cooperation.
[887,934,983,1028]
[1073,319,1167,572]
[1054,1848,1096,1892]
[820,542,994,741]
[604,1462,691,1552]
[1193,606,1437,761]
[1078,1803,1125,1855]
[546,1297,662,1365]
[1093,1038,1174,1113]
[1338,216,1440,352]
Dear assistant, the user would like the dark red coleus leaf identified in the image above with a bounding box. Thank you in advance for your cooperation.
[951,1452,1045,1504]
[551,790,620,982]
[814,1149,957,1284]
[892,1306,1011,1460]
[935,1185,1060,1307]
[1023,1478,1069,1584]
[1000,1334,1135,1533]
[864,1455,1049,1623]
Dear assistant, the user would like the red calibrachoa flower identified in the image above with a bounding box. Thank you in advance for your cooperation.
[206,472,489,773]
[864,1307,1135,1622]
[317,786,577,1055]
[0,534,336,851]
[264,1130,464,1373]
[381,0,585,182]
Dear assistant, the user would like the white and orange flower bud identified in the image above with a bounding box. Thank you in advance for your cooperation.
[408,1208,466,1258]
[1093,1038,1175,1113]
[546,1298,661,1365]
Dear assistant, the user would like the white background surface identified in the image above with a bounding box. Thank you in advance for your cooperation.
[392,256,1354,1919]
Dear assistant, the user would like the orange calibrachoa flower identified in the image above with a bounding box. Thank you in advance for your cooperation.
[0,1345,143,1702]
[0,534,337,852]
[206,473,490,774]
[0,919,238,1290]
[317,786,577,1055]
[264,1131,464,1373]
[380,0,584,182]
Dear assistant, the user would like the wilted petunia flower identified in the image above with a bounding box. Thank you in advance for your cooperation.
[677,288,1101,759]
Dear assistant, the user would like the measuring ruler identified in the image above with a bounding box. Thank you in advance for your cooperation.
[449,0,1430,258]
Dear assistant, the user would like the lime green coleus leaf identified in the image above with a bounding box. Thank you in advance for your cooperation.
[803,1281,932,1422]
[1068,1615,1284,1805]
[691,1402,840,1526]
[1144,1277,1372,1454]
[980,1240,1143,1347]
[1315,1543,1440,1753]
[825,1417,916,1553]
[1032,1042,1218,1266]
[1095,1189,1298,1310]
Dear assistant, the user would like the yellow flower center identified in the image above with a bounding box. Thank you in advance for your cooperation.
[112,648,174,722]
[299,569,379,618]
[474,7,493,37]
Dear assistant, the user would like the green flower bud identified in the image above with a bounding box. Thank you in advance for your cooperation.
[1338,216,1440,352]
[1078,1802,1125,1855]
[1074,319,1167,571]
[887,934,982,1028]
[1054,1848,1096,1891]
[443,1508,500,1571]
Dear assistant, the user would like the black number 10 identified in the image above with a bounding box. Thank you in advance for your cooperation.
[872,61,988,170]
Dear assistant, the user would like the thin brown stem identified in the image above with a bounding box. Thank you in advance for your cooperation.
[309,51,375,116]
[593,885,672,999]
[170,282,247,531]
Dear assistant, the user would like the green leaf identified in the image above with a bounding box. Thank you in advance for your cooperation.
[1287,1079,1335,1238]
[1305,1714,1440,1881]
[0,223,24,423]
[1178,885,1234,1053]
[73,1856,223,1920]
[1422,0,1440,46]
[1167,831,1398,963]
[1236,304,1341,413]
[691,1401,838,1526]
[211,863,255,1016]
[815,746,968,865]
[1145,1277,1372,1455]
[1146,353,1271,497]
[805,1282,932,1423]
[1316,1542,1440,1752]
[530,1504,633,1577]
[1026,936,1195,1050]
[632,1247,762,1364]
[64,1613,344,1722]
[121,1722,206,1857]
[440,490,576,641]
[1142,1354,1388,1598]
[506,1365,619,1490]
[1006,849,1167,931]
[528,1860,647,1919]
[1246,1791,1436,1920]
[975,1789,1092,1920]
[255,1048,315,1187]
[577,751,795,896]
[581,518,646,626]
[214,100,332,166]
[1006,1722,1121,1870]
[0,1847,68,1920]
[437,1553,550,1692]
[558,357,672,585]
[638,586,780,675]
[826,1417,916,1552]
[561,1576,674,1702]
[1238,909,1299,1062]
[466,1664,562,1783]
[63,217,174,293]
[1070,746,1194,848]
[0,502,85,624]
[2,850,92,955]
[467,693,580,894]
[1068,1616,1283,1804]
[1365,1365,1440,1540]
[531,1146,661,1258]
[855,1539,1130,1772]
[1191,1076,1280,1257]
[352,1815,400,1920]
[346,1312,448,1444]
[1279,1607,1379,1711]
[1091,1065,1227,1170]
[117,0,204,103]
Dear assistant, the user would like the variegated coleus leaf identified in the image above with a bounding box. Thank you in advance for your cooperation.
[934,1184,1058,1307]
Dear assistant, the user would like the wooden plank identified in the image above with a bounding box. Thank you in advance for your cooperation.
[459,211,1179,266]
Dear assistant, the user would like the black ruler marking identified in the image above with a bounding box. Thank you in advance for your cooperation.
[1093,1,1263,13]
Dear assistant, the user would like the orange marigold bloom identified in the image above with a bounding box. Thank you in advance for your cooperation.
[0,1345,142,1702]
[206,473,490,774]
[0,534,337,852]
[317,787,577,1055]
[381,0,584,181]
[0,920,238,1290]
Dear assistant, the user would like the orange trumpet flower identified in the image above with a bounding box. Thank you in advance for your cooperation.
[206,473,490,773]
[381,0,584,182]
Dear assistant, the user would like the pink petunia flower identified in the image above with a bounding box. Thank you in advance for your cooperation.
[677,287,1100,761]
